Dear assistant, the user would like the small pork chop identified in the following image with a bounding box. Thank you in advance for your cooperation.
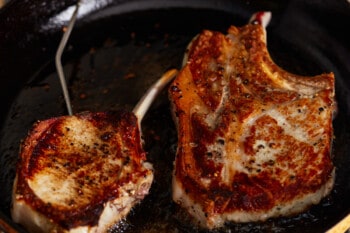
[169,13,336,229]
[12,69,177,233]
[12,111,153,233]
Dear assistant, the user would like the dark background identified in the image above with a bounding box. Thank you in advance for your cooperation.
[0,0,349,232]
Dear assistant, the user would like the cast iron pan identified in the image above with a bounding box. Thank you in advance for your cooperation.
[0,0,349,232]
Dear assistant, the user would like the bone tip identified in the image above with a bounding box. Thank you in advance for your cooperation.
[249,11,272,28]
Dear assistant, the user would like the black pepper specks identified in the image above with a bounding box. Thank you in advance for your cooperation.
[100,132,113,142]
[266,160,275,166]
[217,139,225,145]
[243,93,251,98]
[171,85,181,93]
[318,107,325,114]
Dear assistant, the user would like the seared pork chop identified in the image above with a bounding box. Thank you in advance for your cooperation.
[12,111,152,233]
[169,13,336,229]
[12,69,177,233]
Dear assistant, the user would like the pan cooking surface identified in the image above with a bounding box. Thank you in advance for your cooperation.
[0,1,349,232]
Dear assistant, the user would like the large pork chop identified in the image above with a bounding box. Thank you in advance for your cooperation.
[169,13,336,229]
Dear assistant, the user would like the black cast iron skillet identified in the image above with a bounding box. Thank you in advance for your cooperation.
[0,0,349,232]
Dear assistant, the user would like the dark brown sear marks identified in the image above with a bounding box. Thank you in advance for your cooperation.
[169,21,335,228]
[15,110,150,229]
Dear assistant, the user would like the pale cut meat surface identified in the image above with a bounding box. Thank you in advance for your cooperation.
[11,111,153,233]
[169,22,336,229]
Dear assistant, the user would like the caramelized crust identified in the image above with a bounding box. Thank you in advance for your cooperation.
[12,111,153,232]
[169,24,335,228]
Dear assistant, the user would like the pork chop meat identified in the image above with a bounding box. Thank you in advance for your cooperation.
[12,111,153,232]
[11,69,177,232]
[169,17,336,229]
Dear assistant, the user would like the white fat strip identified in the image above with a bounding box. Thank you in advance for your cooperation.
[261,63,295,91]
[203,48,237,128]
[220,138,247,184]
[261,63,324,96]
[203,84,230,129]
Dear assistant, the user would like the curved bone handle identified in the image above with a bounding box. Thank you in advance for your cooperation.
[133,69,178,126]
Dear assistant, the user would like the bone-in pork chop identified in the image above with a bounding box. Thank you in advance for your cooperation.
[12,111,153,233]
[169,14,336,229]
[12,69,177,233]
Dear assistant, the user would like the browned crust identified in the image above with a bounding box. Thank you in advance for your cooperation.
[169,24,335,221]
[14,110,147,229]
